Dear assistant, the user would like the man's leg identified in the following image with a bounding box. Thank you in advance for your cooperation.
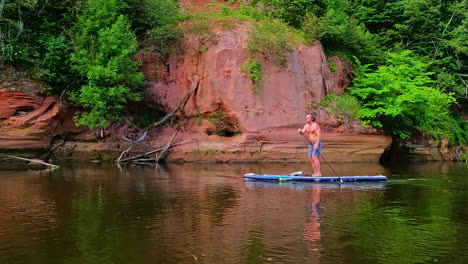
[312,156,321,176]
[309,158,317,176]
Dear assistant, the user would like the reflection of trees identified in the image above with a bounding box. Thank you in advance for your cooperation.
[71,187,174,263]
[349,184,460,264]
[244,226,265,264]
[74,193,118,263]
[205,185,239,225]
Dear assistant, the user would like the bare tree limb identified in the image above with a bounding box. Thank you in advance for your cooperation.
[119,139,192,163]
[117,75,199,163]
[155,121,182,163]
[442,12,455,35]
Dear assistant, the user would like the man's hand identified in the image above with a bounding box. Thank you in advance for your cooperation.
[298,129,302,134]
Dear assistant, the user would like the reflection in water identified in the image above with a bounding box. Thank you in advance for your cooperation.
[0,162,467,264]
[304,184,322,252]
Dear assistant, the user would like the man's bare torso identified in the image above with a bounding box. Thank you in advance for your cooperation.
[303,123,319,143]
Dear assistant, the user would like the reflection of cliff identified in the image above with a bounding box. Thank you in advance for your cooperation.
[0,172,59,254]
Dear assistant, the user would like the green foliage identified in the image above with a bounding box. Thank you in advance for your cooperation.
[320,93,361,122]
[301,13,325,44]
[38,34,72,93]
[328,58,338,73]
[71,0,144,129]
[182,17,215,52]
[320,6,381,65]
[241,58,263,94]
[258,0,326,28]
[187,3,267,21]
[124,0,183,58]
[352,0,468,97]
[305,101,318,110]
[195,108,224,124]
[0,0,79,92]
[136,108,165,128]
[0,0,39,64]
[247,19,294,67]
[349,51,467,144]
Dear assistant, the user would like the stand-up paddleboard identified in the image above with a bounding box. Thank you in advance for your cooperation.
[244,173,387,182]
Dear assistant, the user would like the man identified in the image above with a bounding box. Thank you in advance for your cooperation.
[298,113,322,176]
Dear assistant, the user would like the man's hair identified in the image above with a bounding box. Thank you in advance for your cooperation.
[307,113,316,122]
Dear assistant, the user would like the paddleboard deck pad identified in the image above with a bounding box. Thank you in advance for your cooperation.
[244,173,387,182]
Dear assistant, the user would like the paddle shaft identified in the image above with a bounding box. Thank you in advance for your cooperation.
[301,134,340,178]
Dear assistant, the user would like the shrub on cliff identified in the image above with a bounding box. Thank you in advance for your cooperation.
[320,93,361,123]
[241,58,263,94]
[70,0,144,129]
[247,19,294,67]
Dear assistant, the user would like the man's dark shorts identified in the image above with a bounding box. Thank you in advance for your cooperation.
[308,142,322,158]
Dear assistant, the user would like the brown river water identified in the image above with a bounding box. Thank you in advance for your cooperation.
[0,161,467,264]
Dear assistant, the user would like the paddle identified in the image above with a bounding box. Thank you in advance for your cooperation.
[301,134,342,182]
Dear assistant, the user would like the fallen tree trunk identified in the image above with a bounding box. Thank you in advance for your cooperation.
[117,76,199,163]
[119,140,193,163]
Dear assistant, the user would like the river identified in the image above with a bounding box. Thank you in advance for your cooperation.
[0,161,467,264]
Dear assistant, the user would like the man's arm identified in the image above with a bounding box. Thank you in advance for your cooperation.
[298,124,307,134]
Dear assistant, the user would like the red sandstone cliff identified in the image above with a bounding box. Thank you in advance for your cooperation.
[132,23,390,162]
[0,18,390,162]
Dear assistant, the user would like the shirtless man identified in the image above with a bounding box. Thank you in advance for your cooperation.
[298,113,322,176]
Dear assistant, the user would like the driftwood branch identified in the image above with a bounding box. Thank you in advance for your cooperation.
[117,75,199,163]
[119,140,193,163]
[3,155,59,168]
[156,122,182,162]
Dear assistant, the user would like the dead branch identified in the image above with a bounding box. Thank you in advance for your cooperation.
[119,139,193,162]
[156,122,182,163]
[3,155,59,169]
[116,75,199,163]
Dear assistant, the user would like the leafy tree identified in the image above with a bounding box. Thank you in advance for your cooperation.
[350,51,467,144]
[124,0,182,58]
[352,0,468,97]
[71,0,143,129]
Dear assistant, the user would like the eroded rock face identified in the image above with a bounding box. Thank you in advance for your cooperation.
[0,89,83,150]
[138,24,391,162]
[0,89,43,119]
